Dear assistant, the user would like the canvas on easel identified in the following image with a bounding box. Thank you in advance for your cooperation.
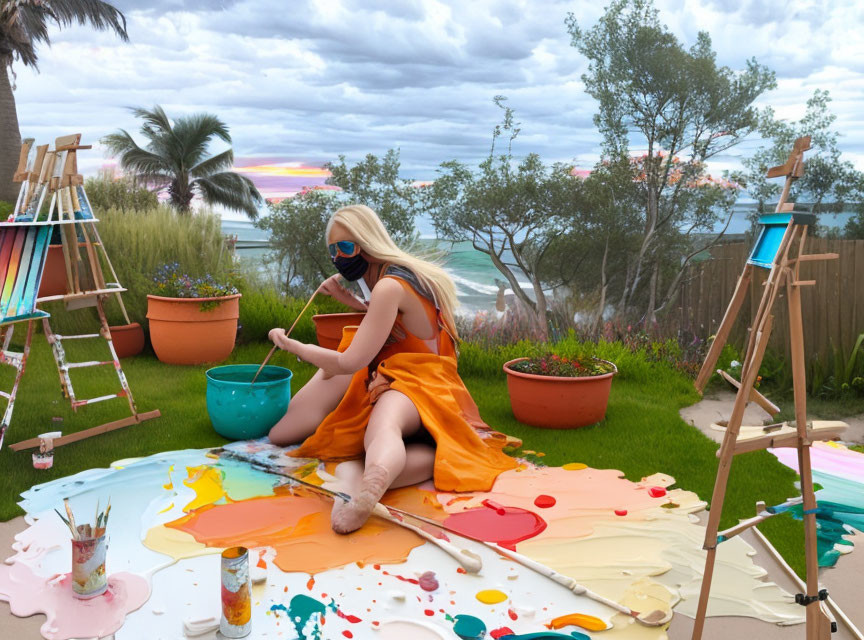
[689,136,841,640]
[0,135,160,452]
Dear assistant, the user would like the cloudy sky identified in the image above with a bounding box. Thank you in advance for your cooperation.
[11,0,864,203]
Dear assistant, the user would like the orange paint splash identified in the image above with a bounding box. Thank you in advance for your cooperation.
[166,492,427,574]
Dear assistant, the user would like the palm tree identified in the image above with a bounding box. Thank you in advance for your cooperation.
[103,106,263,218]
[0,0,128,202]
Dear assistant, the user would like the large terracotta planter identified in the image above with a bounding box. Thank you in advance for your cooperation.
[37,244,67,298]
[146,294,241,365]
[312,312,367,350]
[109,323,145,358]
[503,357,617,429]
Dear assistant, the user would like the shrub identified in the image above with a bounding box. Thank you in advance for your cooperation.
[236,282,348,345]
[84,170,159,213]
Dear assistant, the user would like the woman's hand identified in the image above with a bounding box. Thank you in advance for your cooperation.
[317,274,368,311]
[268,328,299,354]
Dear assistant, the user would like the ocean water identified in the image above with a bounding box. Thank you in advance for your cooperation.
[223,206,854,313]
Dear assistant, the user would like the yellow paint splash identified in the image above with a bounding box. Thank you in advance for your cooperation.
[548,613,608,631]
[182,465,227,512]
[475,589,508,604]
[143,525,222,561]
[157,502,174,515]
[562,462,588,470]
[163,464,174,490]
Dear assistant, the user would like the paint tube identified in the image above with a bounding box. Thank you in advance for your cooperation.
[220,546,252,638]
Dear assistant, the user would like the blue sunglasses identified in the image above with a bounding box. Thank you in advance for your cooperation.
[328,241,358,259]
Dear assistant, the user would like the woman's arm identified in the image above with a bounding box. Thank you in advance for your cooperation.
[318,274,368,311]
[271,278,403,376]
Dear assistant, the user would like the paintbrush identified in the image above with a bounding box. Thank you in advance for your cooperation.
[251,286,323,384]
[54,508,76,538]
[64,499,78,540]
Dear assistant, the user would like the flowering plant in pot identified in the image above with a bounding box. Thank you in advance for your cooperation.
[503,352,617,429]
[146,263,241,365]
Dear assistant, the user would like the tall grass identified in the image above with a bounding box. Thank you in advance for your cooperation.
[40,206,233,334]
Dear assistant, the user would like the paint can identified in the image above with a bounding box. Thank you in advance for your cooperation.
[71,534,108,599]
[220,546,252,638]
[32,430,62,470]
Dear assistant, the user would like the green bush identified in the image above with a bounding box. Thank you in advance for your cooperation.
[0,200,14,218]
[237,283,348,344]
[85,171,159,213]
[39,205,232,335]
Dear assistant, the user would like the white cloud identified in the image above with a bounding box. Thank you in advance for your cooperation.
[9,0,864,183]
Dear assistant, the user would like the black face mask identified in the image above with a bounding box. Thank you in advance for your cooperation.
[333,253,369,281]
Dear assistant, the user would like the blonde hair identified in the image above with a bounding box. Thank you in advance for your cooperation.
[327,204,460,340]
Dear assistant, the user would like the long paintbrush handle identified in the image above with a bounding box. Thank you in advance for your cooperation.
[371,504,482,573]
[251,287,322,384]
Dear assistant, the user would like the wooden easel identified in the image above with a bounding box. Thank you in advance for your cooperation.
[0,135,160,452]
[690,136,840,640]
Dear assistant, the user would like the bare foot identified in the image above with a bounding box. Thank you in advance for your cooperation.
[330,464,390,534]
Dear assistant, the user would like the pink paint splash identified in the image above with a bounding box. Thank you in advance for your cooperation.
[0,562,150,640]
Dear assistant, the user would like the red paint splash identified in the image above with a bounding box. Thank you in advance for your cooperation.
[508,608,518,620]
[333,607,362,624]
[342,632,353,638]
[648,486,667,498]
[481,499,506,515]
[382,570,419,585]
[306,577,315,591]
[445,505,546,546]
[491,627,515,639]
[614,509,628,516]
[533,495,556,509]
[456,567,467,574]
[424,609,435,616]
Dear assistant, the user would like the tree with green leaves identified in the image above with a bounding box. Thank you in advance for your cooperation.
[423,97,585,338]
[259,149,419,295]
[325,149,418,244]
[102,106,263,218]
[567,0,775,323]
[0,0,129,202]
[738,89,864,236]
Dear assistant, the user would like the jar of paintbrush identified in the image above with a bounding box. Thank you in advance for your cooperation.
[56,498,111,599]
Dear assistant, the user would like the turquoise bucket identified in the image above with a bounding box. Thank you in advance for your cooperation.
[205,365,293,440]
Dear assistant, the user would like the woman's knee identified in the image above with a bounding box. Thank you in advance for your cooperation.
[268,405,315,446]
[363,419,402,448]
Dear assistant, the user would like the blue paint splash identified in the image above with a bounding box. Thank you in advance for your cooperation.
[270,594,327,640]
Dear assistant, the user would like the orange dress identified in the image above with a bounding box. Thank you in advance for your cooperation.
[289,272,519,492]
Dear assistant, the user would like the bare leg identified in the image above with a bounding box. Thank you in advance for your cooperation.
[331,390,423,533]
[391,444,435,488]
[268,369,353,446]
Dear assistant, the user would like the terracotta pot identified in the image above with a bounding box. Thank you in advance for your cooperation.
[146,294,241,365]
[37,244,67,298]
[312,312,367,350]
[109,322,146,358]
[503,357,617,429]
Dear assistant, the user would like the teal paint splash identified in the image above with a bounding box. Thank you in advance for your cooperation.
[785,500,864,567]
[453,614,486,639]
[270,595,327,640]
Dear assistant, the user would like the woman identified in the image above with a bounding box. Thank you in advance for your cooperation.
[268,204,518,534]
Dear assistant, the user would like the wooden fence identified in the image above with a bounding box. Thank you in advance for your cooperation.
[675,237,864,362]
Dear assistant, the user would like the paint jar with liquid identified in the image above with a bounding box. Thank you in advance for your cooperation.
[221,546,252,638]
[71,534,108,598]
[32,429,62,470]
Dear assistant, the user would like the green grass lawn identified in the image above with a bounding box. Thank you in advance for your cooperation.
[0,335,807,575]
